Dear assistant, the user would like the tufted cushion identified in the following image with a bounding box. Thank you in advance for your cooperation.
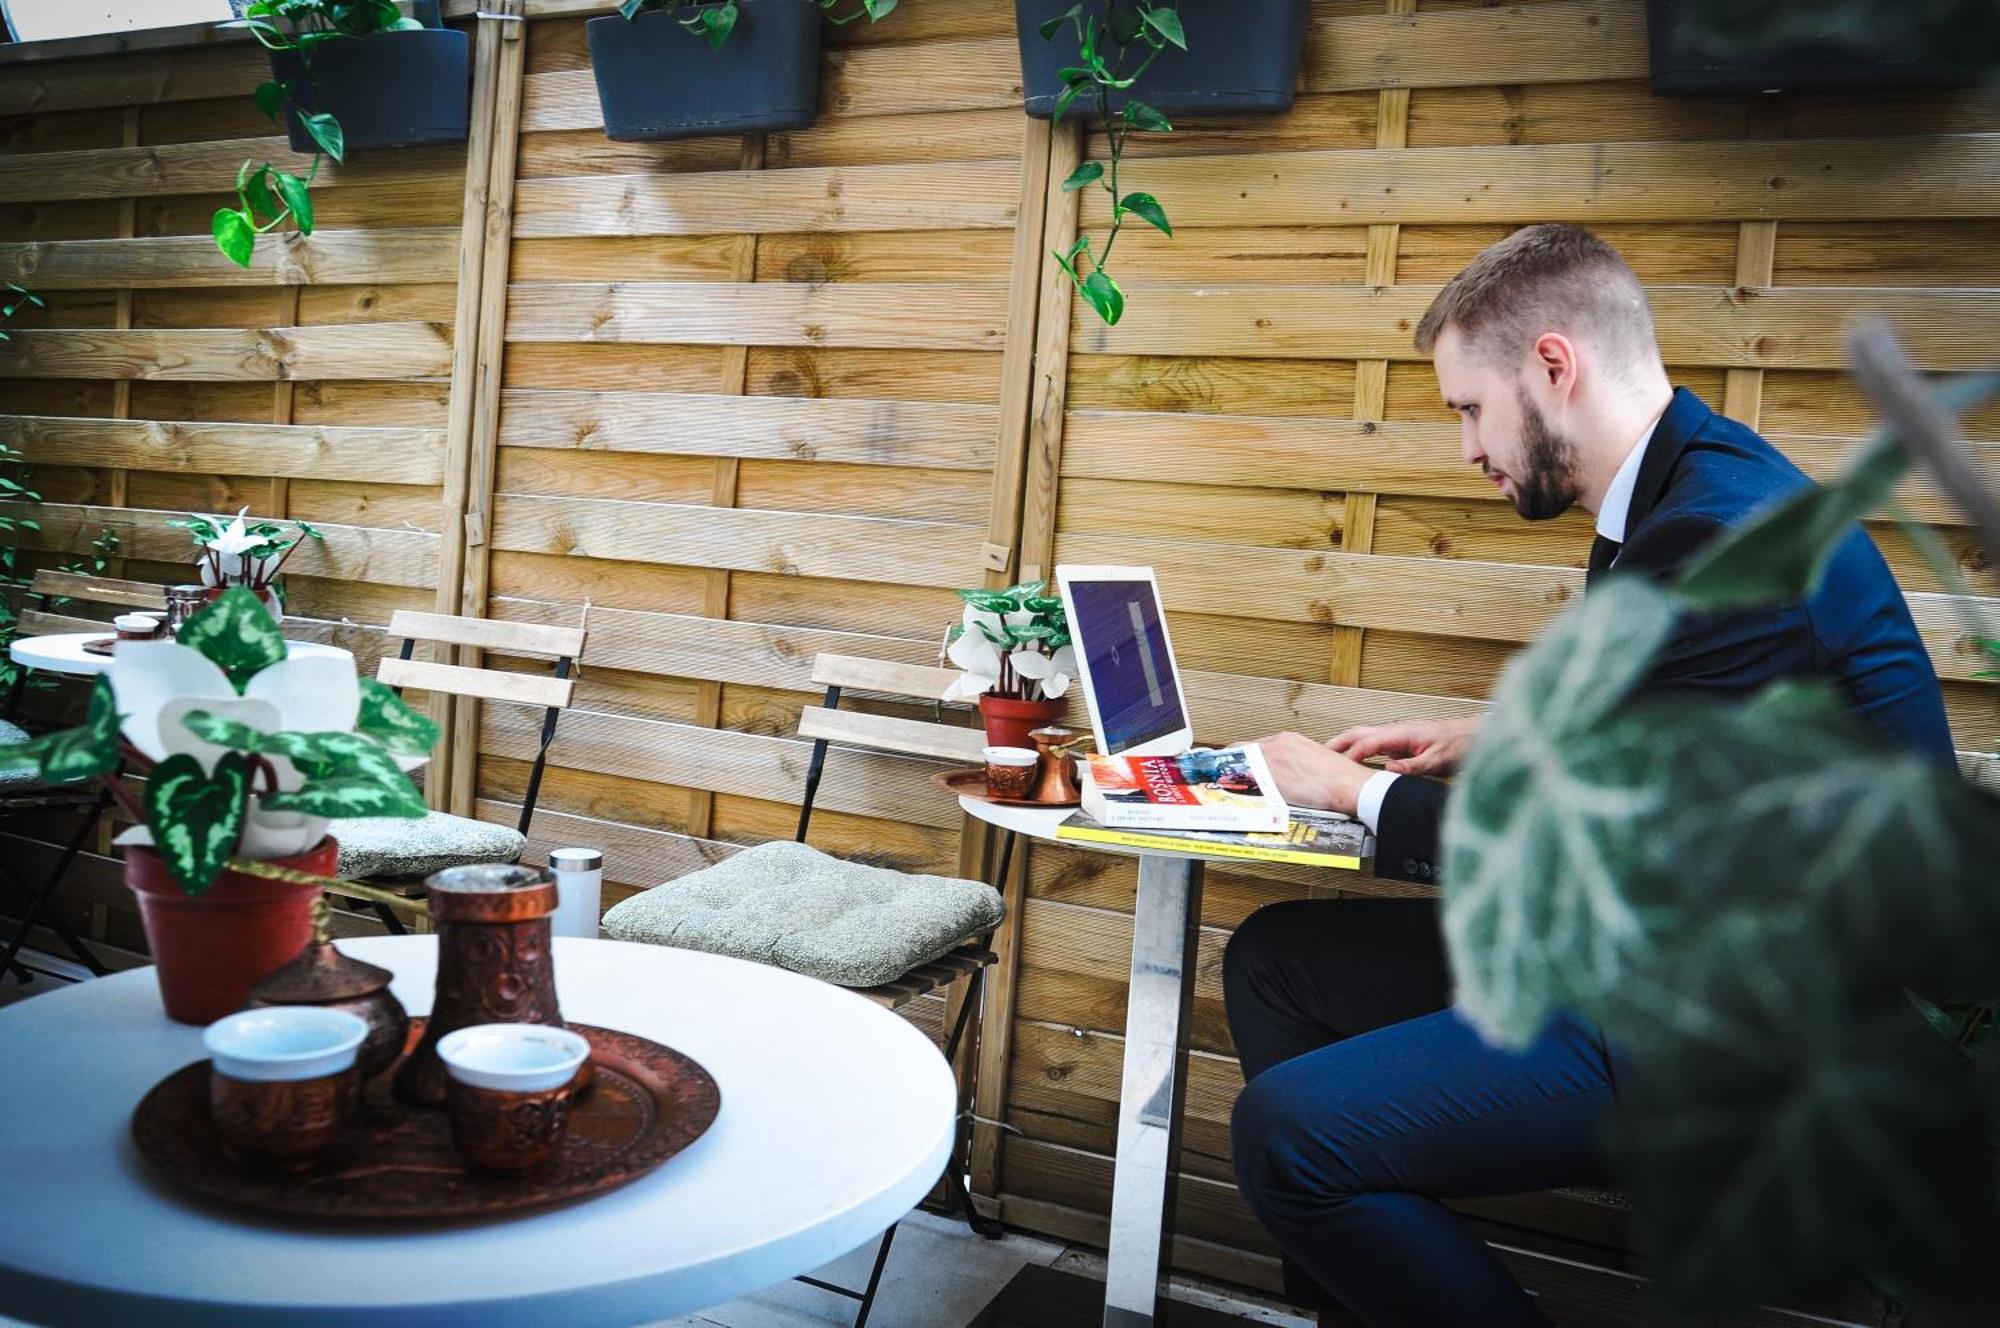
[0,718,43,790]
[602,840,1005,988]
[331,811,525,881]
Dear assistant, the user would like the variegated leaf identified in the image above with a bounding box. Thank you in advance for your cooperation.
[175,587,284,693]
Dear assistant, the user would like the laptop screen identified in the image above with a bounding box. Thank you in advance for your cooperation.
[1066,578,1187,755]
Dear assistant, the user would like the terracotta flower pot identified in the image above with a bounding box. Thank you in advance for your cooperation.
[126,838,339,1026]
[979,694,1066,751]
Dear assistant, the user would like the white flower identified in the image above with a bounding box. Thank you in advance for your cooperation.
[203,508,273,561]
[1008,643,1079,700]
[943,621,1003,702]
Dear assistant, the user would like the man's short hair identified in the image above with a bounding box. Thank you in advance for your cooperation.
[1413,224,1659,371]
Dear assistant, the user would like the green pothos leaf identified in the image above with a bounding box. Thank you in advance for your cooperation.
[355,678,440,757]
[176,587,285,693]
[144,751,251,896]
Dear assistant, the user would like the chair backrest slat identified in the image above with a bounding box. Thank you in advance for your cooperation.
[26,570,167,613]
[378,656,575,709]
[810,653,959,701]
[387,609,585,659]
[18,609,102,637]
[798,705,986,765]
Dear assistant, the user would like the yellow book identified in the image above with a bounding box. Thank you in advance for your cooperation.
[1055,808,1370,870]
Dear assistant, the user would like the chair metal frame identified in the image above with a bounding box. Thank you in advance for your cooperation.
[787,657,1013,1327]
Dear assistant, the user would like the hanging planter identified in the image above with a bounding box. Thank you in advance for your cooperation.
[1645,0,1990,97]
[264,2,471,153]
[588,0,824,143]
[1015,0,1310,121]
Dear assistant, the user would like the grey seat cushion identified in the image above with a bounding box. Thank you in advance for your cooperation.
[331,811,526,881]
[0,718,44,790]
[602,840,1005,988]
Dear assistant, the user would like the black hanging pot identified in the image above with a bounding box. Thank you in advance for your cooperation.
[1645,0,1992,96]
[1016,0,1310,120]
[268,1,470,153]
[587,0,823,143]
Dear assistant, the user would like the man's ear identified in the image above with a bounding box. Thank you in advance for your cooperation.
[1533,332,1578,395]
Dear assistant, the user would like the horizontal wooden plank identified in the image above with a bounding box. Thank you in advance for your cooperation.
[0,44,270,115]
[482,797,743,892]
[498,390,997,471]
[0,135,464,205]
[1077,135,2000,229]
[0,323,454,381]
[389,610,587,659]
[797,705,987,764]
[5,502,438,590]
[1073,286,2000,371]
[505,282,1008,352]
[482,704,963,830]
[3,415,448,485]
[0,228,461,289]
[811,653,961,700]
[26,568,164,610]
[378,656,575,709]
[488,494,988,587]
[513,159,1018,238]
[1305,1,1645,94]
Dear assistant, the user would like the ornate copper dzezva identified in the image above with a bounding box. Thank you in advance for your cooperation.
[393,864,573,1106]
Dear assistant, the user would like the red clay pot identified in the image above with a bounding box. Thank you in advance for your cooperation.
[979,695,1066,751]
[126,838,338,1026]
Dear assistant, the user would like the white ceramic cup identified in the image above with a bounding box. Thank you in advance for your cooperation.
[982,746,1039,767]
[437,1024,591,1093]
[203,1007,368,1083]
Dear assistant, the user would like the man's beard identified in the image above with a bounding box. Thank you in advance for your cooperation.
[1508,389,1583,521]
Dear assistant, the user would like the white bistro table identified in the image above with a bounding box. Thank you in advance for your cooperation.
[0,935,958,1326]
[9,632,352,679]
[960,796,1364,1328]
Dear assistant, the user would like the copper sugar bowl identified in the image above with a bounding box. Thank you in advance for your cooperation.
[393,863,581,1107]
[248,933,409,1080]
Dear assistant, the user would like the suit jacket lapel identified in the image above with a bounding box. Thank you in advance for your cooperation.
[1623,387,1710,535]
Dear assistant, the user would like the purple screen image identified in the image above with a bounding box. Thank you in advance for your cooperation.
[1069,580,1186,753]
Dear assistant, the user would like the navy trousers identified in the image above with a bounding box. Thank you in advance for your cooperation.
[1224,899,1617,1327]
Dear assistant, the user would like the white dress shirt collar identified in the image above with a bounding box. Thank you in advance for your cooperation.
[1594,415,1663,545]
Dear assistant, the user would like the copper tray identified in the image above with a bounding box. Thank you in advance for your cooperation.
[131,1019,720,1220]
[932,766,1080,810]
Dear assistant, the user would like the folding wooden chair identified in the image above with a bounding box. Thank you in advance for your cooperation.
[329,611,584,934]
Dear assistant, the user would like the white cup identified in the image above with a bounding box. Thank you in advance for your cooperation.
[982,746,1039,767]
[203,1007,368,1083]
[438,1024,591,1093]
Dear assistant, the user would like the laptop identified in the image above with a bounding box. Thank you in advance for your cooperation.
[1055,565,1195,758]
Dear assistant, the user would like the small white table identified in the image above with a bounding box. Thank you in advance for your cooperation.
[0,936,958,1326]
[960,796,1364,1328]
[9,632,353,679]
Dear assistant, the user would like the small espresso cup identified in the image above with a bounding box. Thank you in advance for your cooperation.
[204,1007,367,1168]
[983,745,1039,800]
[438,1024,592,1173]
[114,612,164,642]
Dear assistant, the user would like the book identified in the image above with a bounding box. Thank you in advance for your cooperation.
[1055,806,1372,870]
[1078,745,1288,832]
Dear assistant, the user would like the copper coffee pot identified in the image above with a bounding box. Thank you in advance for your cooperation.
[394,863,582,1106]
[1027,725,1094,803]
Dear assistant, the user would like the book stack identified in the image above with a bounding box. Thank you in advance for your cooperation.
[1057,746,1370,869]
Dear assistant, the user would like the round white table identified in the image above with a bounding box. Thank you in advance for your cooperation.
[9,632,353,679]
[0,936,957,1326]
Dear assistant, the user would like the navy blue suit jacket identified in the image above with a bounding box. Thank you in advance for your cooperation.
[1376,387,1955,885]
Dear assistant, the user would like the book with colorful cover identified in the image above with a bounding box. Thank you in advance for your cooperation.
[1055,806,1371,870]
[1078,745,1288,832]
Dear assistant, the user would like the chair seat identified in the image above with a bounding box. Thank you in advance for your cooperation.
[330,811,526,881]
[0,718,50,792]
[602,840,1005,989]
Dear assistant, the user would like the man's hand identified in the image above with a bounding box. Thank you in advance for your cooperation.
[1326,715,1483,778]
[1242,731,1376,816]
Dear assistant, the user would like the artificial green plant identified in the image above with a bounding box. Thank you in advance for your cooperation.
[942,580,1077,703]
[1040,0,1185,326]
[0,588,435,895]
[619,0,900,51]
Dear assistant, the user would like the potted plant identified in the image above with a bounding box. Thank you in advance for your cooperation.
[943,580,1078,748]
[0,589,435,1023]
[1646,0,1994,96]
[1017,1,1309,120]
[169,508,325,623]
[587,0,896,143]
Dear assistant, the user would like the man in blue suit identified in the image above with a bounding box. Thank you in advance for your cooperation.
[1229,225,1954,1327]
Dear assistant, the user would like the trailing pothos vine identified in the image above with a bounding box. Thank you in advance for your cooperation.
[619,0,900,51]
[1040,0,1186,326]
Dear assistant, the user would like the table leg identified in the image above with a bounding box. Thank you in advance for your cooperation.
[1103,852,1203,1327]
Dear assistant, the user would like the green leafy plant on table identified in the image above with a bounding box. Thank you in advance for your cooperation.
[170,508,325,615]
[0,588,435,895]
[1039,0,1185,326]
[214,1,423,266]
[618,0,900,52]
[942,580,1077,702]
[1439,329,2000,1325]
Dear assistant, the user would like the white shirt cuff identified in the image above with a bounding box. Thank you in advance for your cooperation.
[1356,771,1400,834]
